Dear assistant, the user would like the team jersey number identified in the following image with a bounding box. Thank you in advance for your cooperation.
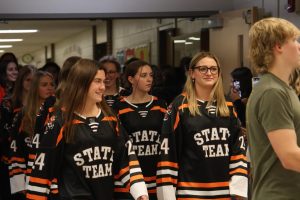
[126,140,135,155]
[10,140,17,152]
[239,136,246,150]
[32,134,40,149]
[34,153,45,170]
[160,138,169,154]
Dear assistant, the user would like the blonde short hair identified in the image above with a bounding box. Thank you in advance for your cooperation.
[249,17,300,74]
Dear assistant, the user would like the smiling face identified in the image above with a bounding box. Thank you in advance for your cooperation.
[190,56,219,90]
[6,62,18,82]
[128,65,153,94]
[103,62,119,89]
[86,70,106,104]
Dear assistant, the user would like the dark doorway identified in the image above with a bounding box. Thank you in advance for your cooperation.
[95,42,107,61]
[158,28,176,67]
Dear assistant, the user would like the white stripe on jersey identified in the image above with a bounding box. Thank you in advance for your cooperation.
[9,162,26,170]
[229,161,248,169]
[157,169,178,176]
[27,184,50,194]
[177,189,230,196]
[146,182,156,189]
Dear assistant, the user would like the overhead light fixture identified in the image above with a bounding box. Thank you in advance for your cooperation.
[0,50,4,53]
[0,39,23,42]
[185,42,193,45]
[189,37,200,41]
[0,29,38,33]
[174,40,186,43]
[0,45,12,48]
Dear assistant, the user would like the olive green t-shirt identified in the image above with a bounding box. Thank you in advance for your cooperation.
[246,73,300,200]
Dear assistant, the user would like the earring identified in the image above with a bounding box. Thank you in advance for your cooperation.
[192,78,195,83]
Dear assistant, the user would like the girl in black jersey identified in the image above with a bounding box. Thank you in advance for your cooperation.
[26,59,148,200]
[0,65,35,200]
[9,71,55,199]
[156,52,248,200]
[114,60,167,200]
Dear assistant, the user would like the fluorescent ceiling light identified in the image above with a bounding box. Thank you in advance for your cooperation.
[0,39,23,42]
[189,37,200,41]
[0,30,38,33]
[174,40,186,43]
[185,42,193,45]
[0,45,12,48]
[0,50,4,53]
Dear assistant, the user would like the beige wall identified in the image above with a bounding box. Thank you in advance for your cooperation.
[210,9,251,93]
[55,29,93,66]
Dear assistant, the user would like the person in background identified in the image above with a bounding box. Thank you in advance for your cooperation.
[289,68,300,99]
[40,61,60,87]
[99,55,126,107]
[0,65,35,200]
[0,52,18,66]
[114,60,167,200]
[247,17,300,199]
[26,59,148,200]
[0,60,19,102]
[9,71,54,199]
[229,67,253,127]
[157,52,248,200]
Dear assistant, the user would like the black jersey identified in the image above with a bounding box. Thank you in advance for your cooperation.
[26,110,148,200]
[0,98,17,163]
[8,108,31,194]
[104,93,121,107]
[114,96,167,200]
[156,94,248,199]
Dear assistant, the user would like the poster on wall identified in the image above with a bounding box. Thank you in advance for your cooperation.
[116,50,125,64]
[125,48,135,61]
[116,43,151,64]
[134,43,150,63]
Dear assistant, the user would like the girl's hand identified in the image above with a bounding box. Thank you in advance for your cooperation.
[137,195,149,200]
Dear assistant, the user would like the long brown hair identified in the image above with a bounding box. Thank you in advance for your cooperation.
[23,71,54,136]
[55,56,81,100]
[184,52,229,117]
[59,58,113,143]
[11,65,36,108]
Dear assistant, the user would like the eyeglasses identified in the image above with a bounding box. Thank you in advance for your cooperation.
[106,70,117,75]
[193,65,219,75]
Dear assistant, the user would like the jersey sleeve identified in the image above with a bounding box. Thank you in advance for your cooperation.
[228,106,248,197]
[156,102,180,200]
[113,123,148,200]
[9,111,27,194]
[26,114,63,200]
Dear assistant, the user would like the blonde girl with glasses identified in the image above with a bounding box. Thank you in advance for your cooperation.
[156,52,248,200]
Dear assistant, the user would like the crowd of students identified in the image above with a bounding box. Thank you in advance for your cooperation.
[0,17,299,200]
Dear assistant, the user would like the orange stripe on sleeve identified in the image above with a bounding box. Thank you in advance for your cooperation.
[230,154,247,161]
[30,177,51,185]
[26,193,47,200]
[114,166,129,179]
[229,168,248,175]
[178,181,229,188]
[156,177,177,184]
[157,161,178,168]
[130,174,144,182]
